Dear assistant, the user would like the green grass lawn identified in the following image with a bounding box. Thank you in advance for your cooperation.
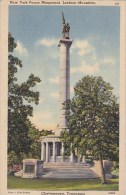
[8,175,119,191]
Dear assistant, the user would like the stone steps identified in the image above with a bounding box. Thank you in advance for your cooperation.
[41,162,99,179]
[44,166,90,170]
[44,162,90,168]
[41,172,98,179]
[44,168,92,172]
[44,171,95,175]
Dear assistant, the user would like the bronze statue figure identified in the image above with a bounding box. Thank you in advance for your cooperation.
[62,12,70,39]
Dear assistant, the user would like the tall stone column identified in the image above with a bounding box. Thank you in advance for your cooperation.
[53,142,56,162]
[59,39,72,134]
[46,142,49,162]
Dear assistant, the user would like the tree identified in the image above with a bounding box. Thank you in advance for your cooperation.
[27,121,54,159]
[8,120,54,166]
[8,33,41,157]
[61,75,119,184]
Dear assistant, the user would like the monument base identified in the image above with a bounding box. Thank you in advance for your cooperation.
[22,159,44,178]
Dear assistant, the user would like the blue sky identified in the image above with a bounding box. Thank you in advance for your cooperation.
[9,6,120,130]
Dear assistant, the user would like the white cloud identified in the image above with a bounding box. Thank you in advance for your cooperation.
[49,76,59,84]
[101,58,115,65]
[72,39,94,56]
[50,92,59,99]
[71,61,100,74]
[37,38,58,47]
[15,41,28,56]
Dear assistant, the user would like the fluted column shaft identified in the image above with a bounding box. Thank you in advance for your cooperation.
[46,142,49,162]
[53,142,56,162]
[41,142,45,161]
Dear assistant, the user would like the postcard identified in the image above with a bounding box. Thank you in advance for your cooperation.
[0,0,126,195]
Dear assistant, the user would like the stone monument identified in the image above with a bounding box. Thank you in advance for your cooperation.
[14,14,105,180]
[40,13,86,164]
[40,13,98,179]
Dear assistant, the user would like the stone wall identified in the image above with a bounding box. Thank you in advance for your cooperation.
[91,160,112,177]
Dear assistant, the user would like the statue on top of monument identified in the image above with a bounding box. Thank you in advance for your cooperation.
[62,12,70,39]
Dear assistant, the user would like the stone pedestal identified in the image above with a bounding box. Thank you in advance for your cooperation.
[82,156,86,163]
[22,159,43,178]
[90,160,112,178]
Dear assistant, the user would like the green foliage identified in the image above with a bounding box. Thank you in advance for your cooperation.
[62,76,119,160]
[27,122,54,159]
[8,33,41,158]
[111,167,119,177]
[8,124,54,165]
[8,33,54,165]
[85,158,94,166]
[8,151,22,166]
[61,75,119,183]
